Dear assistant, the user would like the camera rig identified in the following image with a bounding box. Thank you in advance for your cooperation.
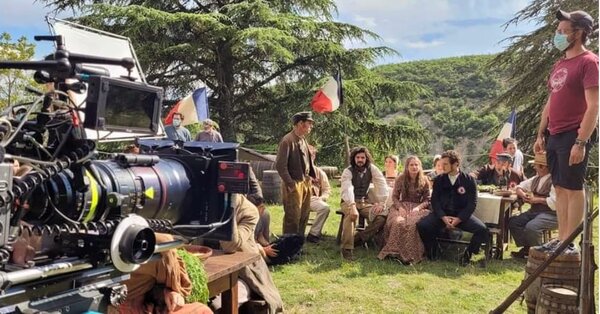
[0,35,247,313]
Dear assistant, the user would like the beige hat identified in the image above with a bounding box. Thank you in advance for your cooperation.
[528,152,547,167]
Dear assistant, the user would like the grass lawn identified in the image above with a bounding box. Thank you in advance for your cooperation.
[263,180,598,314]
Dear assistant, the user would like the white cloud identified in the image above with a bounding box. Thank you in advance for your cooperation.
[405,40,444,49]
[354,15,377,28]
[383,37,397,44]
[335,0,537,62]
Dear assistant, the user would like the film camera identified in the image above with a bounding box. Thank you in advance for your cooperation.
[0,35,247,313]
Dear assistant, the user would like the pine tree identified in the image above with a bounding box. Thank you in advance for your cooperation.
[42,0,432,165]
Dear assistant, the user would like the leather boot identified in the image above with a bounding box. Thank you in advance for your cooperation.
[341,249,355,261]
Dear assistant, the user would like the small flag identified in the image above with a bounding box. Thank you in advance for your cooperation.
[164,87,209,126]
[310,73,342,113]
[489,110,516,163]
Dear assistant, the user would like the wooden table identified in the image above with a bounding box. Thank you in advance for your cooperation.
[204,251,260,314]
[474,192,518,259]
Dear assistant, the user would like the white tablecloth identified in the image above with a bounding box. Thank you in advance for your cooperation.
[473,193,503,224]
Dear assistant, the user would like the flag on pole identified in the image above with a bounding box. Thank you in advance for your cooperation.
[310,73,343,113]
[164,87,209,126]
[489,110,516,163]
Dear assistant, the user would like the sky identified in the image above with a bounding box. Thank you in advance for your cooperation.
[0,0,540,64]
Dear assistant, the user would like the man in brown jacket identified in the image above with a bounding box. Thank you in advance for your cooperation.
[275,112,316,236]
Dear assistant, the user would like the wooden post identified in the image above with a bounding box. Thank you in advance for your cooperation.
[344,134,351,167]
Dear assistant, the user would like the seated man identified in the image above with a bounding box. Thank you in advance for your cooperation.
[306,145,331,243]
[502,137,524,174]
[509,153,557,258]
[213,195,284,313]
[417,150,488,266]
[339,147,389,261]
[470,153,523,189]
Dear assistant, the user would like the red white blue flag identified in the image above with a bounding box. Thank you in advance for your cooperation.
[489,110,516,163]
[310,73,343,113]
[164,87,209,126]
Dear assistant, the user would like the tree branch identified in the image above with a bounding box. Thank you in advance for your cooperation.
[234,55,318,103]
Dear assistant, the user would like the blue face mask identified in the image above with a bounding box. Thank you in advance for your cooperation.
[553,33,570,51]
[172,119,182,127]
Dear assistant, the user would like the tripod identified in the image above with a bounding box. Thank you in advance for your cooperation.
[490,184,597,314]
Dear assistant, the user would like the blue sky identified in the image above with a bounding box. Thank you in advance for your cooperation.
[1,0,539,64]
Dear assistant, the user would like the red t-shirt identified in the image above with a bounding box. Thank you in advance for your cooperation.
[547,50,599,135]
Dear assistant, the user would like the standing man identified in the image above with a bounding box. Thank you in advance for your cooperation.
[339,147,389,261]
[164,113,192,142]
[195,118,224,142]
[305,145,331,243]
[533,10,598,251]
[417,150,488,266]
[275,112,316,236]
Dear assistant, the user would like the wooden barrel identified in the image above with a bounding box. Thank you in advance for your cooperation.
[524,247,580,313]
[319,166,339,179]
[262,170,282,204]
[535,284,579,314]
[249,160,275,181]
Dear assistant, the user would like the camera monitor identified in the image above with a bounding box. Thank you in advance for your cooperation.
[84,76,163,134]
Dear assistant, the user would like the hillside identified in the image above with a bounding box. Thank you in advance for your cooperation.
[373,54,512,170]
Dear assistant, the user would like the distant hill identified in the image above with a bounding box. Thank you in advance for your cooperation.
[372,54,512,170]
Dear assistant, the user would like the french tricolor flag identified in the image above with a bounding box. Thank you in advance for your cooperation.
[489,109,516,163]
[310,73,343,113]
[164,87,209,126]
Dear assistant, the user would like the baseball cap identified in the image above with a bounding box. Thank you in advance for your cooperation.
[556,10,594,33]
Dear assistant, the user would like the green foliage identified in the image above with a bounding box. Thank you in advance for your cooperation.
[431,104,500,139]
[176,249,209,304]
[375,55,505,100]
[369,55,509,169]
[0,33,39,109]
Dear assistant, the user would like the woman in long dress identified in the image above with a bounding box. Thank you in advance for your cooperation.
[378,156,430,263]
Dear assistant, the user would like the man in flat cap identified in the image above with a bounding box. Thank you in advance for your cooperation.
[470,153,523,189]
[195,118,223,142]
[508,152,557,259]
[275,112,316,236]
[533,9,598,252]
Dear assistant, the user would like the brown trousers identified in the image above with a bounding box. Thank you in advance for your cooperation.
[340,201,386,250]
[281,178,312,235]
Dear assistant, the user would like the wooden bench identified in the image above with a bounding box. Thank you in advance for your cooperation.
[435,227,500,261]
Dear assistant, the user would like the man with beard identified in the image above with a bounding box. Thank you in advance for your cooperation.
[339,147,389,261]
[533,10,598,252]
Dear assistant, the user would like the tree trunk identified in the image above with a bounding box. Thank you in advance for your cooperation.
[214,41,237,142]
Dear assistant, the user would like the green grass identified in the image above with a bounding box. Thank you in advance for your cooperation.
[263,180,598,314]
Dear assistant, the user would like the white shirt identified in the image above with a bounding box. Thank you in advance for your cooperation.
[517,173,556,210]
[448,173,459,186]
[512,149,524,173]
[341,164,389,204]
